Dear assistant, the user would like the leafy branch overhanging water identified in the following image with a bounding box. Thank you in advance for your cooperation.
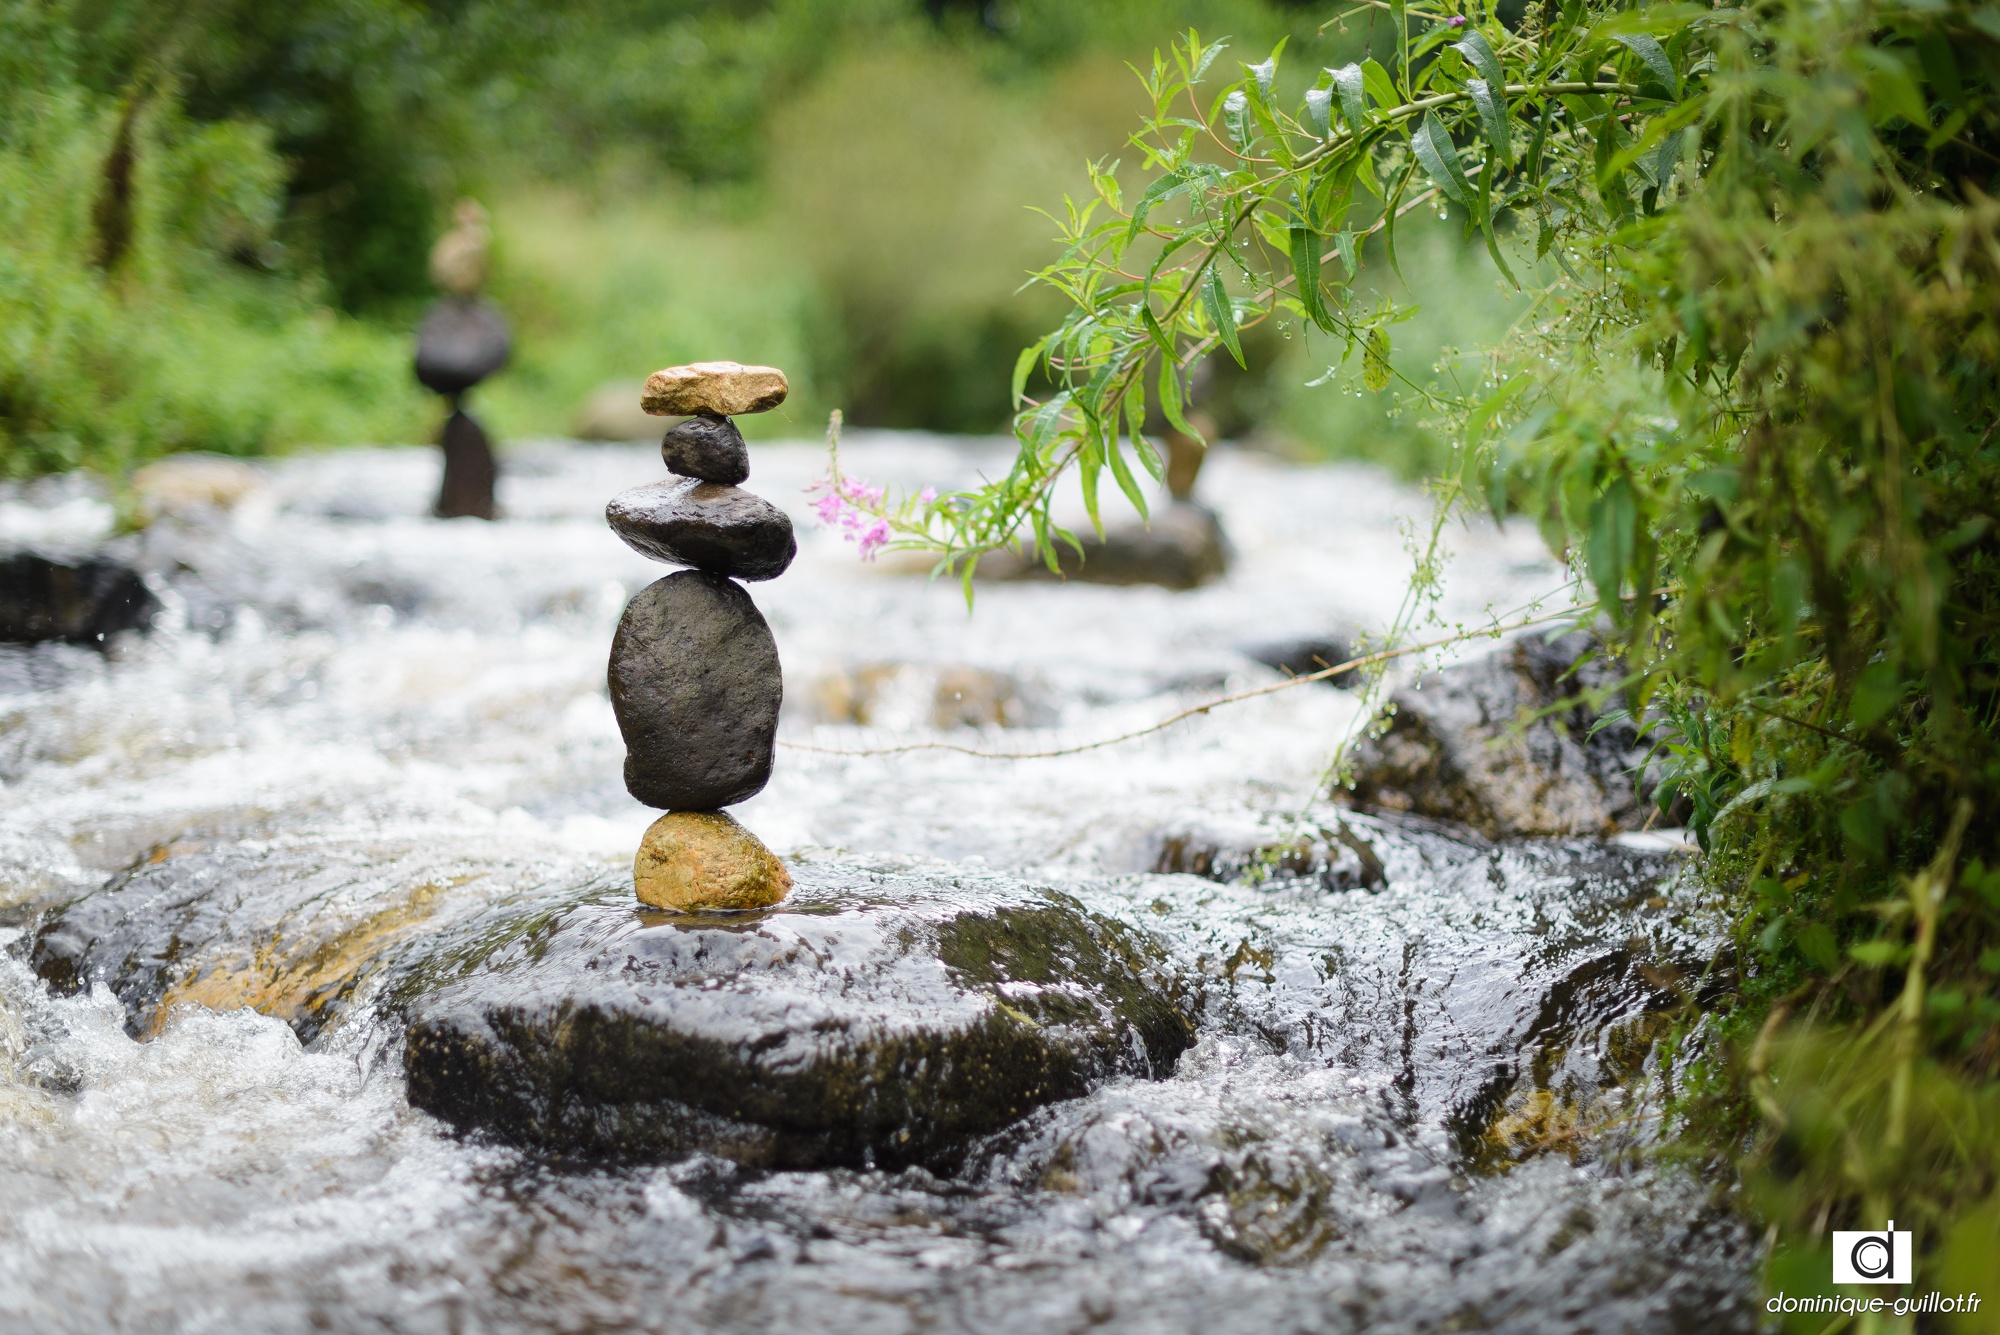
[834,0,2000,1308]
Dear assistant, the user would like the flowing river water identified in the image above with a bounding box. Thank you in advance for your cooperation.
[0,435,1756,1333]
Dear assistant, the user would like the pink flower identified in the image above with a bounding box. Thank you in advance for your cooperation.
[917,486,937,505]
[1446,14,1467,25]
[856,519,891,560]
[813,492,844,525]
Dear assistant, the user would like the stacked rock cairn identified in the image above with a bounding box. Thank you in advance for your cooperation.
[606,362,796,912]
[414,200,510,520]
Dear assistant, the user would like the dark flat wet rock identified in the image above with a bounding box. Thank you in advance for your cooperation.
[26,832,613,1044]
[402,869,1198,1170]
[0,551,156,647]
[660,415,750,485]
[1341,631,1657,838]
[983,502,1230,590]
[1243,631,1364,688]
[606,479,795,581]
[609,570,782,810]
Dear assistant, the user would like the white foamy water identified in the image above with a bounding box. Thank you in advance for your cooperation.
[0,436,1753,1334]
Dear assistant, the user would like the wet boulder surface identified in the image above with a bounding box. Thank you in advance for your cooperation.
[16,815,1753,1332]
[402,870,1197,1170]
[1342,630,1655,838]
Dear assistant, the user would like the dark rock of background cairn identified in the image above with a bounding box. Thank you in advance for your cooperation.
[413,200,509,520]
[605,362,796,911]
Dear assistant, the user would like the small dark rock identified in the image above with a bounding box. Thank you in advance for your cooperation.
[1155,814,1386,891]
[606,478,796,581]
[414,297,511,398]
[0,552,156,648]
[1245,633,1363,688]
[609,570,782,810]
[986,503,1229,590]
[401,873,1197,1170]
[661,415,750,486]
[1340,631,1655,838]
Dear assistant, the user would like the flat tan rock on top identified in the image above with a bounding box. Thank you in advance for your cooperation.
[642,362,789,418]
[634,810,791,912]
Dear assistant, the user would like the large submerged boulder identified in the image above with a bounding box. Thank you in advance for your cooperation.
[1340,631,1655,838]
[402,871,1198,1171]
[30,843,1196,1175]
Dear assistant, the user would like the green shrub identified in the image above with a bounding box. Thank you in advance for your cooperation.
[0,4,421,477]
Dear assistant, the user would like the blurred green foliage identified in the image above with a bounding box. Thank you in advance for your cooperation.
[5,0,1450,471]
[0,0,426,476]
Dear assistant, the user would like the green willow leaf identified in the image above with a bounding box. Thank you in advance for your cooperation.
[1331,63,1368,132]
[1587,476,1637,609]
[1412,113,1475,206]
[1248,56,1276,99]
[1289,224,1330,330]
[1468,79,1510,165]
[1611,32,1677,97]
[1451,29,1507,90]
[1125,173,1190,242]
[1361,58,1399,115]
[1304,86,1333,137]
[1222,89,1252,148]
[1011,336,1049,408]
[1203,265,1246,368]
[1190,36,1227,82]
[1363,327,1392,392]
[1157,357,1201,440]
[1332,229,1358,278]
[1648,127,1686,188]
[1126,383,1166,481]
[1107,420,1149,521]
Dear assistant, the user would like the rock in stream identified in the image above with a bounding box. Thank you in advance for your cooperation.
[404,868,1197,1169]
[17,811,1752,1332]
[1342,631,1656,838]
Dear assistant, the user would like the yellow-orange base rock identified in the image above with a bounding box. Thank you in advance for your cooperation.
[634,810,791,912]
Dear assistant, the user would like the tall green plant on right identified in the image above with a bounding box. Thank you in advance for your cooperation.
[848,0,2000,1302]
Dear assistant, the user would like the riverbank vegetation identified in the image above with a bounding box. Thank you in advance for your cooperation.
[860,0,1996,1319]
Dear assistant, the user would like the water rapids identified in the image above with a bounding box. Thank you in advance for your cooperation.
[0,436,1756,1333]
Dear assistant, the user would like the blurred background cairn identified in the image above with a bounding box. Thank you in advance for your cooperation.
[414,200,509,518]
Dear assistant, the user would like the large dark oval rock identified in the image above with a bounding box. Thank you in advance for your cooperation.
[414,298,511,397]
[402,870,1198,1171]
[661,415,750,485]
[609,570,781,810]
[606,479,795,581]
